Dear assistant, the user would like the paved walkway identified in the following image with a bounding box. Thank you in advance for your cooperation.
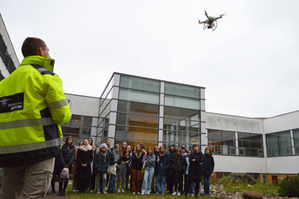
[45,182,68,199]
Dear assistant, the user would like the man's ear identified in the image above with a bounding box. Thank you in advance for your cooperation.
[37,47,44,56]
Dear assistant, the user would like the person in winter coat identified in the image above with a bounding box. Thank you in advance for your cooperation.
[166,144,176,194]
[184,144,204,199]
[117,142,129,193]
[77,139,93,193]
[141,147,156,195]
[94,143,110,194]
[172,148,187,196]
[131,144,145,194]
[72,142,82,192]
[57,136,76,196]
[202,147,215,196]
[108,144,120,193]
[126,145,132,191]
[155,145,169,195]
[185,150,194,196]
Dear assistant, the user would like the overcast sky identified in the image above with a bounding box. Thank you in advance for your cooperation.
[1,0,299,118]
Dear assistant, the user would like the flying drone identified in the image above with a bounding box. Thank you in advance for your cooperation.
[198,10,225,31]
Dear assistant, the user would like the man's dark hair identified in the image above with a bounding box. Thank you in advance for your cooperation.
[21,37,46,57]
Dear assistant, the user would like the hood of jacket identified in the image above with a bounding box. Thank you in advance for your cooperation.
[20,55,55,72]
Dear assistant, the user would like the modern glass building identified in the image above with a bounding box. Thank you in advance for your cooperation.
[96,73,206,150]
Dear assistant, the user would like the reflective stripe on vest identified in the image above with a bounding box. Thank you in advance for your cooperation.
[47,99,68,110]
[0,137,61,154]
[0,117,54,130]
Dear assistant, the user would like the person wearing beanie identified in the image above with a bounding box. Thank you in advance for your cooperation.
[94,143,110,194]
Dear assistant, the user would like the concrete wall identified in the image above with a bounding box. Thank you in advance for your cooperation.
[206,112,263,134]
[214,155,266,173]
[65,93,100,117]
[266,156,299,174]
[263,110,299,134]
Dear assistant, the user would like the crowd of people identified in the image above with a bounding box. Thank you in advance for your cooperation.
[51,136,215,199]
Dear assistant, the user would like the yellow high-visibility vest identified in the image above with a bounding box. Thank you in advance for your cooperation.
[0,55,71,167]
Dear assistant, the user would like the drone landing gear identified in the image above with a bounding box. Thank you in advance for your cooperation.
[203,21,218,31]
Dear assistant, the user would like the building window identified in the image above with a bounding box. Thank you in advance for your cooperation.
[208,130,236,155]
[164,95,200,110]
[0,34,7,60]
[238,133,263,157]
[114,100,159,147]
[164,82,201,99]
[61,114,98,145]
[266,131,292,157]
[119,88,160,104]
[120,75,160,93]
[0,71,4,81]
[293,129,299,155]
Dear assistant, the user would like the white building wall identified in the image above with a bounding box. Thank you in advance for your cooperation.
[64,93,100,117]
[266,156,299,174]
[206,112,263,133]
[214,156,266,173]
[263,110,299,134]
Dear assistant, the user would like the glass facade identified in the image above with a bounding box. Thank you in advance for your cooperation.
[208,130,236,155]
[266,131,292,157]
[238,133,263,157]
[97,73,205,150]
[208,130,263,157]
[61,114,98,145]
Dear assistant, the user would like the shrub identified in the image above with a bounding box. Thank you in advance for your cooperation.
[278,175,299,197]
[227,173,256,184]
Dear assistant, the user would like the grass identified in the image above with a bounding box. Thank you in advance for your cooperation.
[66,187,211,199]
[216,177,279,196]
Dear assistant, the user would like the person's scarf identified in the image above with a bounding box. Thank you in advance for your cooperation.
[80,144,92,151]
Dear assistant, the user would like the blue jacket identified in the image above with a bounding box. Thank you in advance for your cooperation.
[155,153,169,176]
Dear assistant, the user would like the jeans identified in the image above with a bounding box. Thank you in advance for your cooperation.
[203,175,211,195]
[141,167,154,194]
[185,180,200,196]
[156,170,166,194]
[117,161,127,189]
[197,182,202,195]
[108,171,118,193]
[97,172,107,192]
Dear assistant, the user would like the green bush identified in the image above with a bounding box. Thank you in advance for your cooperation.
[227,173,256,184]
[278,175,299,197]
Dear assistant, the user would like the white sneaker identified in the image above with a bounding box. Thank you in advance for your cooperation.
[172,192,177,195]
[133,192,136,194]
[191,193,194,196]
[72,190,76,192]
[141,193,144,195]
[137,192,140,194]
[178,192,181,196]
[188,193,191,196]
[121,189,125,193]
[90,190,93,193]
[117,189,121,193]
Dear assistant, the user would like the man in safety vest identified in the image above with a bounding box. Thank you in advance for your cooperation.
[0,37,72,199]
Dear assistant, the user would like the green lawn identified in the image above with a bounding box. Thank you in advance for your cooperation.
[67,188,209,199]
